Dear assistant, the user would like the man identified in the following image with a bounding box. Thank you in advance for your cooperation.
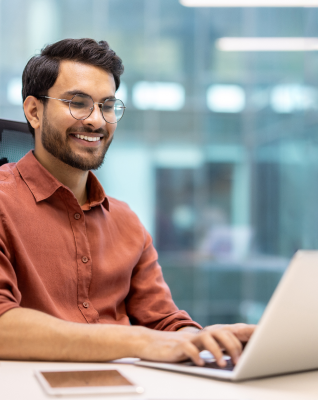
[0,38,254,367]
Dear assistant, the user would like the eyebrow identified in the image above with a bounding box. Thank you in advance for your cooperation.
[61,90,116,101]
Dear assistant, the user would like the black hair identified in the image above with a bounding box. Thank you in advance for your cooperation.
[22,38,124,136]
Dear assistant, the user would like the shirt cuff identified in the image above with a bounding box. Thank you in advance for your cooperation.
[164,320,203,331]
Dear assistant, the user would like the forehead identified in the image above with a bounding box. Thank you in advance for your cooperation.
[50,60,116,97]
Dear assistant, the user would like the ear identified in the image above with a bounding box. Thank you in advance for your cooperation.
[23,96,43,131]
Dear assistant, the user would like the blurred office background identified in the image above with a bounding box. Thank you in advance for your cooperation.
[1,0,318,326]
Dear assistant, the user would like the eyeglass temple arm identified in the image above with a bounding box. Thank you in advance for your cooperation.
[41,96,126,109]
[40,96,72,104]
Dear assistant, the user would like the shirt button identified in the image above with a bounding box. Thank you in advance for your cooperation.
[82,256,89,263]
[83,302,89,308]
[74,213,81,220]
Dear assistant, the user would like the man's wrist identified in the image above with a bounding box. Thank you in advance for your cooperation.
[177,326,202,333]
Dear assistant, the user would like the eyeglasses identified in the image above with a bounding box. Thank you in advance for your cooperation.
[39,94,126,124]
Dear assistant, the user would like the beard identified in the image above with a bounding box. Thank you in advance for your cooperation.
[41,111,113,171]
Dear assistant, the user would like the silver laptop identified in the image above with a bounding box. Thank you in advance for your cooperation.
[135,250,318,381]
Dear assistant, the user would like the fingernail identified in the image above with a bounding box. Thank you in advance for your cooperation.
[219,359,226,367]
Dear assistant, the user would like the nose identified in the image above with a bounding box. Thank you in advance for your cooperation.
[81,103,106,130]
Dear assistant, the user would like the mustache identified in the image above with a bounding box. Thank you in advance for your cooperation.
[66,127,109,136]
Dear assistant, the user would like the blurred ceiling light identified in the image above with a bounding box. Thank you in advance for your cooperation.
[270,84,318,113]
[132,81,185,111]
[216,38,318,51]
[207,85,245,113]
[7,78,22,105]
[180,0,318,6]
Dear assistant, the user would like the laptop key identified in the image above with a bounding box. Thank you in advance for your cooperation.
[184,359,235,371]
[204,359,235,371]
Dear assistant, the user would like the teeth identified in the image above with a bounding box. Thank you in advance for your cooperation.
[74,134,101,142]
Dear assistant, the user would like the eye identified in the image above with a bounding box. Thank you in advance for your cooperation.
[102,105,113,111]
[70,95,92,109]
[72,100,88,108]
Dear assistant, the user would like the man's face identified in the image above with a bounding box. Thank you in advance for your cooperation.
[37,60,117,171]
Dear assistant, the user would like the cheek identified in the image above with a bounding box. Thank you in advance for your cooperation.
[107,123,117,137]
[45,105,74,129]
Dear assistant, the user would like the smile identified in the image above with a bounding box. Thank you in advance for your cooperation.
[74,134,101,142]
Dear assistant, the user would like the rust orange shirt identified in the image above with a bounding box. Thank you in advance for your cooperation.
[0,151,201,331]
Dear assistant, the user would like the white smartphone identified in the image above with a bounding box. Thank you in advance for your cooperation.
[34,368,144,396]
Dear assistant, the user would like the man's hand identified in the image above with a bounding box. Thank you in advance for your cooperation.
[201,323,256,366]
[136,323,256,368]
[0,308,255,367]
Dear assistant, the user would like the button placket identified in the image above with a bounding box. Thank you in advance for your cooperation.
[65,198,98,323]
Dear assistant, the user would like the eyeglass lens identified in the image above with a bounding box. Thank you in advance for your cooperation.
[69,94,125,123]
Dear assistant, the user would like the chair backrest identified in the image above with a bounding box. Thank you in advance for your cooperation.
[0,119,33,165]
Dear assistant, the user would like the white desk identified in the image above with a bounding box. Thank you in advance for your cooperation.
[1,358,318,400]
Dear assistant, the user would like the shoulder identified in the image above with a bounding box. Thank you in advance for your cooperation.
[106,196,148,239]
[107,196,133,212]
[0,163,20,191]
[107,196,141,223]
[0,162,32,216]
[0,163,21,227]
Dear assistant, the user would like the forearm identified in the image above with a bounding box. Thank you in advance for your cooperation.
[0,307,146,362]
[0,308,256,366]
[177,326,201,333]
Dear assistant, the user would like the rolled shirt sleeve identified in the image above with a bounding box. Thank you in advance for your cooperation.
[0,215,22,316]
[126,228,202,331]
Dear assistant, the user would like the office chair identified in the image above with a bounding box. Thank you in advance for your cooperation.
[0,119,33,165]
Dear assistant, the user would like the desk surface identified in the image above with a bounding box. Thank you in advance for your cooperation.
[1,358,318,400]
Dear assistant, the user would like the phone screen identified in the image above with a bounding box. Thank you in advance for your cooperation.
[40,369,134,388]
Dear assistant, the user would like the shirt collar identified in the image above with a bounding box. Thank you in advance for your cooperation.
[84,171,110,211]
[16,151,110,211]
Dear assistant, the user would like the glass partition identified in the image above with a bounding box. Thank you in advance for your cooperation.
[1,0,317,326]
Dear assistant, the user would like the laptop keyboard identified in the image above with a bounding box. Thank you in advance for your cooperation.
[184,359,235,371]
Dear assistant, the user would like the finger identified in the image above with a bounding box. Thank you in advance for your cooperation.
[218,323,256,343]
[192,332,226,367]
[204,323,256,343]
[231,323,257,342]
[180,341,205,366]
[212,330,243,365]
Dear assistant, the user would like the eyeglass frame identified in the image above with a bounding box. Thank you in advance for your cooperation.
[39,94,126,124]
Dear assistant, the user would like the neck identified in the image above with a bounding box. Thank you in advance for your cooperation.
[34,149,89,206]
